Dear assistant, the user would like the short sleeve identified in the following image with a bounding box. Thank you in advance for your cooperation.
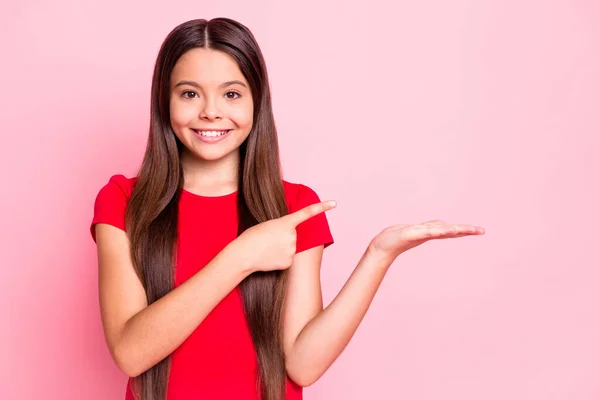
[90,175,130,243]
[292,183,334,254]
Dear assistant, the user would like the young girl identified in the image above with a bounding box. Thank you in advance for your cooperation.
[91,18,485,400]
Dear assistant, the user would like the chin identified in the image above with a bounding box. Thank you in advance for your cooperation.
[192,147,237,162]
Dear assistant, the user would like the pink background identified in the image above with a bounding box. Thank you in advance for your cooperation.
[2,0,599,399]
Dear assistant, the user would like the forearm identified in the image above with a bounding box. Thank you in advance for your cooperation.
[286,246,393,386]
[115,243,252,377]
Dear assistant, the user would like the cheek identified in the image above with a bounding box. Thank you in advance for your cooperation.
[229,103,254,129]
[170,100,196,128]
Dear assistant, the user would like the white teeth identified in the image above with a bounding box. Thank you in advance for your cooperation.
[197,130,228,137]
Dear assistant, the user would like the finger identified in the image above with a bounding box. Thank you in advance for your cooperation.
[285,200,337,227]
[433,225,486,239]
[406,224,456,239]
[448,224,486,235]
[422,220,445,226]
[446,232,480,238]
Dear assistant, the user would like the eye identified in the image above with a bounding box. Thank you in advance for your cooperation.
[182,90,198,99]
[225,91,241,99]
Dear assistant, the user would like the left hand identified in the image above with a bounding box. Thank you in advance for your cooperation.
[368,220,485,262]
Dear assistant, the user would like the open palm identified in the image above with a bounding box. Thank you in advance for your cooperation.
[370,220,485,259]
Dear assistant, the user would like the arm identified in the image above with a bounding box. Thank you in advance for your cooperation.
[283,245,392,387]
[284,220,486,386]
[96,223,252,377]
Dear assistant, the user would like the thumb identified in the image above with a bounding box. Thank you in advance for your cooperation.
[284,200,337,227]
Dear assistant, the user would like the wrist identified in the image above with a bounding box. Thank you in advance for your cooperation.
[366,242,397,269]
[225,240,255,278]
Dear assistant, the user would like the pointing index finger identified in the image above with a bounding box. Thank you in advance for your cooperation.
[286,200,337,227]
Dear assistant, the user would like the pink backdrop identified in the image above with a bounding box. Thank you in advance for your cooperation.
[2,0,599,399]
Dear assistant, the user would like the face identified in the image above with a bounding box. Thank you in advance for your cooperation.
[169,48,254,163]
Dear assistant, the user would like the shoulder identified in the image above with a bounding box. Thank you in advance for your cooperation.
[90,174,137,242]
[282,179,334,251]
[92,174,137,213]
[101,174,137,198]
[282,179,324,213]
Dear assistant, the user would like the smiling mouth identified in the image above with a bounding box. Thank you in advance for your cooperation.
[192,129,232,138]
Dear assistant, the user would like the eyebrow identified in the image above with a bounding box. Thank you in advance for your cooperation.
[174,80,248,89]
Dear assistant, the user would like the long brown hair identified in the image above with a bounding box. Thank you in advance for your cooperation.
[125,18,290,400]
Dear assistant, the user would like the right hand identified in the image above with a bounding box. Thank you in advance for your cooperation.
[233,200,337,273]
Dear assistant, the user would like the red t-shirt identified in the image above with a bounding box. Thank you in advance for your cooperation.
[90,174,334,400]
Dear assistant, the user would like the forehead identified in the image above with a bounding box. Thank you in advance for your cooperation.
[171,48,246,87]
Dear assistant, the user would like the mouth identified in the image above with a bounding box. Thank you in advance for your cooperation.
[191,129,233,143]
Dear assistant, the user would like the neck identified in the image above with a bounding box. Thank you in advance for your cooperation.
[180,149,240,196]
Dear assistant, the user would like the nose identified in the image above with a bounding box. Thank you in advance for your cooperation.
[199,97,222,121]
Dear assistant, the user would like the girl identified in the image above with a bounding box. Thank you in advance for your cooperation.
[91,18,485,400]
